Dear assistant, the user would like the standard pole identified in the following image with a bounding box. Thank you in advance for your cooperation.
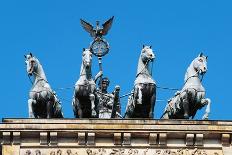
[98,56,103,93]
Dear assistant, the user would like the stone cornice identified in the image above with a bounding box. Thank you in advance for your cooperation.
[1,119,232,133]
[0,119,232,154]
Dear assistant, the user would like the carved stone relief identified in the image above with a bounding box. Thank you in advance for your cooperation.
[21,148,222,155]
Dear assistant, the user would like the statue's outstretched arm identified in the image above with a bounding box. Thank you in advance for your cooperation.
[94,71,103,83]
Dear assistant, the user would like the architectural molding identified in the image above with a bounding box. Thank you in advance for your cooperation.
[0,119,232,154]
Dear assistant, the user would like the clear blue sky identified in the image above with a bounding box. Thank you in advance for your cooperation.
[0,0,231,120]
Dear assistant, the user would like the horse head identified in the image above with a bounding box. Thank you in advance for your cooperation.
[82,48,93,70]
[192,53,208,75]
[141,45,155,63]
[24,52,38,76]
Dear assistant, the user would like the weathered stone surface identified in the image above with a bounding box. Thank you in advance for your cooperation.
[186,133,194,146]
[87,132,95,145]
[195,133,204,146]
[40,132,47,145]
[149,133,157,145]
[1,119,232,155]
[2,145,20,155]
[123,133,131,145]
[222,146,232,155]
[78,132,86,145]
[19,148,224,155]
[222,134,230,146]
[12,132,20,145]
[2,132,10,145]
[50,132,57,145]
[159,133,167,145]
[114,133,121,145]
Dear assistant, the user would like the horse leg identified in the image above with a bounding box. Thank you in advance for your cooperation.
[124,96,132,118]
[124,101,130,118]
[72,95,81,118]
[181,91,189,119]
[47,100,53,118]
[40,91,53,118]
[162,112,169,119]
[77,104,83,118]
[148,86,156,118]
[136,85,142,105]
[54,100,63,118]
[202,98,211,120]
[28,99,36,118]
[149,93,156,118]
[72,97,77,117]
[90,94,96,117]
[72,86,83,118]
[124,88,138,118]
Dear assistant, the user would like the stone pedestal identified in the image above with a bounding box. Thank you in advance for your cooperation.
[0,119,232,155]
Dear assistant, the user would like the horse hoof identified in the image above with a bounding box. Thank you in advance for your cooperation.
[184,114,189,119]
[203,117,208,120]
[202,114,209,120]
[29,112,34,118]
[92,110,97,117]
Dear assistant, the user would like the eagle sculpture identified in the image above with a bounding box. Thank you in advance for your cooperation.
[80,16,114,38]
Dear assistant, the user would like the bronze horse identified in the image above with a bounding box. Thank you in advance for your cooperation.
[162,53,211,119]
[25,53,63,118]
[124,45,156,118]
[72,48,97,118]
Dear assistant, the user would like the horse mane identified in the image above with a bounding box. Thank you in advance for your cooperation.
[79,57,92,78]
[32,57,47,82]
[136,53,150,77]
[79,61,84,76]
[184,58,196,83]
[137,53,144,75]
[184,66,190,82]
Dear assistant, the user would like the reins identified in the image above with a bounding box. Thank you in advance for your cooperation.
[26,56,206,106]
[135,59,150,78]
[28,74,33,85]
[28,70,58,98]
[183,69,200,86]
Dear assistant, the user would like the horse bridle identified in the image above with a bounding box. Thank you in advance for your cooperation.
[28,59,35,75]
[27,59,49,86]
[136,58,153,78]
[80,52,93,78]
[184,67,206,86]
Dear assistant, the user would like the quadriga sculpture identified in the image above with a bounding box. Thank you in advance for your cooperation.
[162,53,211,119]
[25,53,63,118]
[72,48,98,118]
[124,45,156,118]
